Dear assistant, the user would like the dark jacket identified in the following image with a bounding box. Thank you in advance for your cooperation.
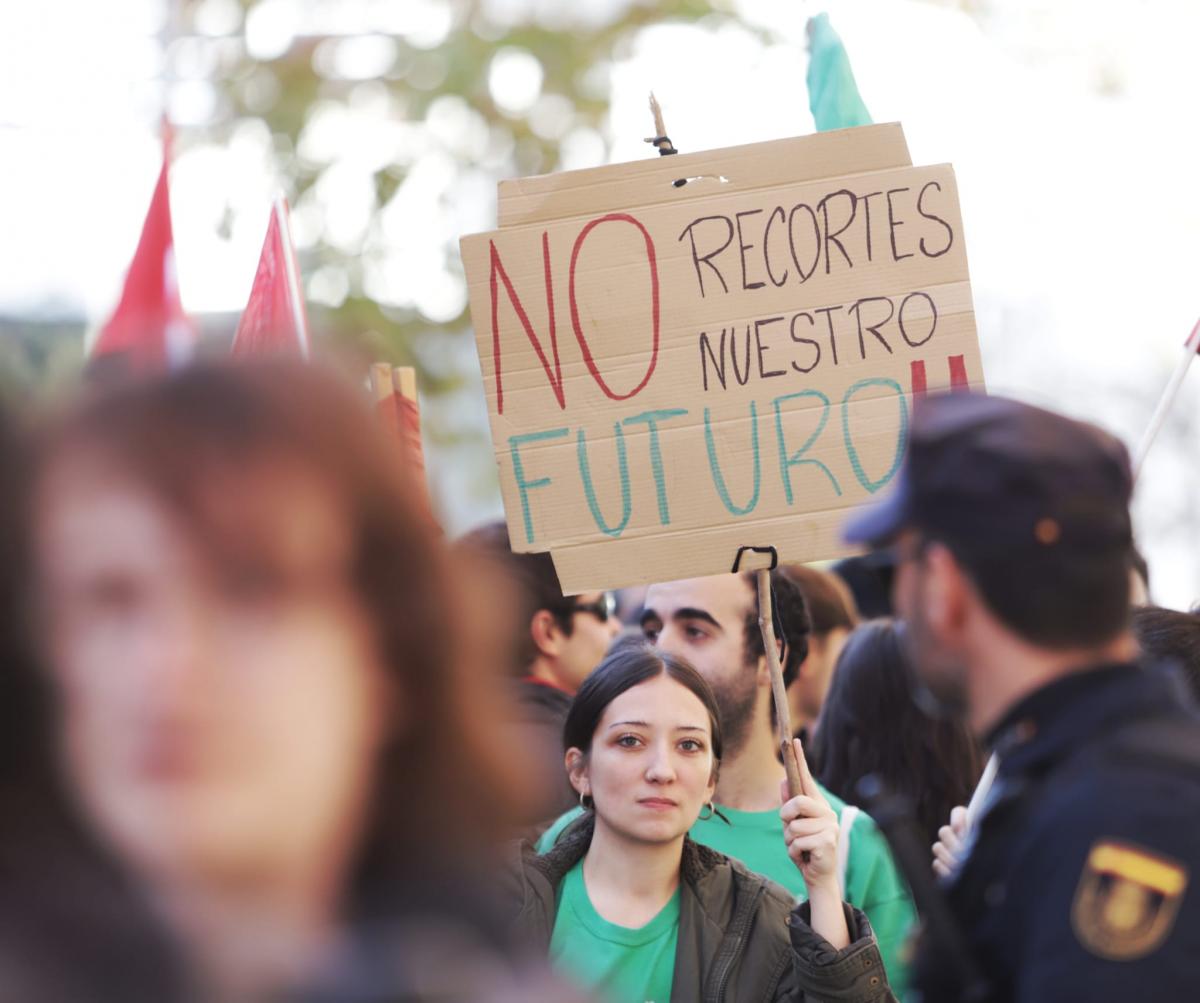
[513,677,577,821]
[509,815,896,1002]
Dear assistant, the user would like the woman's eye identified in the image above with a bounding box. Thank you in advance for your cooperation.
[684,626,707,640]
[641,627,660,643]
[616,734,642,748]
[679,739,705,753]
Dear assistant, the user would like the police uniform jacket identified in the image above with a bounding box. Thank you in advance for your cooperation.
[915,661,1200,1002]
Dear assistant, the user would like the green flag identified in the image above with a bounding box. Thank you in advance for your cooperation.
[806,12,872,131]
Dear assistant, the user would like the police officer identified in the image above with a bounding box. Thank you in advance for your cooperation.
[842,392,1200,1001]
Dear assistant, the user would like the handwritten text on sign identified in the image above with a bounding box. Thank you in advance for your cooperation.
[461,134,983,592]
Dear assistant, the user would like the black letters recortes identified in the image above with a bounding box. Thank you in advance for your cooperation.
[678,182,957,298]
[678,215,734,298]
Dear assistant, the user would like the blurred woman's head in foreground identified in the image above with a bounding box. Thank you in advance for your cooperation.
[10,359,529,996]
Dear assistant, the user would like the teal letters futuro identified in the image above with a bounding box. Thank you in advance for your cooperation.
[507,379,908,544]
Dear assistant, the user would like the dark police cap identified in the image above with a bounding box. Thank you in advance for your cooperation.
[842,393,1134,562]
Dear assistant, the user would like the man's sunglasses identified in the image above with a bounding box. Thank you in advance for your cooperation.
[568,592,617,622]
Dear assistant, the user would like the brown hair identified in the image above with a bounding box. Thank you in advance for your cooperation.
[779,564,859,636]
[456,519,575,674]
[27,360,520,911]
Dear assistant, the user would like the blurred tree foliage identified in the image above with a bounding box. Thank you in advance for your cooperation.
[168,0,760,517]
[179,0,754,385]
[0,317,87,407]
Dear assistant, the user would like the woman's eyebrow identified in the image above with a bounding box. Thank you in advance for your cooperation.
[606,721,708,732]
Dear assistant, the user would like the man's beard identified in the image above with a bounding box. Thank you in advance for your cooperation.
[903,614,969,721]
[709,666,759,761]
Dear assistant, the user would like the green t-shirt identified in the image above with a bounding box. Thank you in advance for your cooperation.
[537,784,916,999]
[549,860,680,1003]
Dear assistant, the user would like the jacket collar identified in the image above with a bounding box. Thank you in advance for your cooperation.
[988,661,1184,777]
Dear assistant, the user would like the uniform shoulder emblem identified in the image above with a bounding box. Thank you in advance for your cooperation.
[1071,840,1189,961]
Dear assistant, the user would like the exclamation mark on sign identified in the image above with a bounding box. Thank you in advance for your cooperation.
[911,355,969,401]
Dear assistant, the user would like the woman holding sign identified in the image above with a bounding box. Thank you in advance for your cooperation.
[510,641,896,1002]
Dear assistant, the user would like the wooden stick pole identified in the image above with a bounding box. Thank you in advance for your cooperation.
[645,92,678,156]
[758,568,803,799]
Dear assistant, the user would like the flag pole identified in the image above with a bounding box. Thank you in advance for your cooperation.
[1134,318,1200,479]
[272,193,310,358]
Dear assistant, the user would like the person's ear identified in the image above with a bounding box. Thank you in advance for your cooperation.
[530,609,565,659]
[754,636,785,687]
[923,543,970,641]
[565,747,590,798]
[754,649,771,686]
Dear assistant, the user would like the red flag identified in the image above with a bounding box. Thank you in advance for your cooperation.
[231,196,310,358]
[89,129,194,374]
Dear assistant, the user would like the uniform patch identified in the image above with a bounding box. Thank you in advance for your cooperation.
[1071,840,1188,961]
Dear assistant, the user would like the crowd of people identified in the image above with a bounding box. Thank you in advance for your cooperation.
[0,357,1197,1001]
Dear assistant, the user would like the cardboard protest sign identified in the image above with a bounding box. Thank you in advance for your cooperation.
[461,124,983,593]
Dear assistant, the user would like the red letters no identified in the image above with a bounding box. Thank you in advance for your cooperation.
[489,233,564,415]
[568,213,661,402]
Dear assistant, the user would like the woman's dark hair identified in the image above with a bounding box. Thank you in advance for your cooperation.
[810,620,984,846]
[21,360,521,922]
[563,640,723,766]
[1133,605,1200,702]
